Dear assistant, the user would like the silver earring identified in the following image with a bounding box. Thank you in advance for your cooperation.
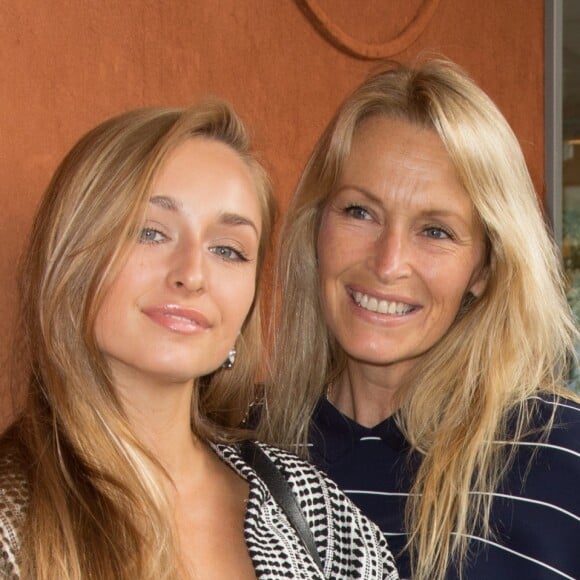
[222,347,236,369]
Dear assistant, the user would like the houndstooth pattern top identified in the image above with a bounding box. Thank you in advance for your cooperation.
[0,441,399,579]
[0,450,26,580]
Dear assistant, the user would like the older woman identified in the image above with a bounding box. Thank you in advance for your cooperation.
[0,101,398,579]
[261,61,580,579]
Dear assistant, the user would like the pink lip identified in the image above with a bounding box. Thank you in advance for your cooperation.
[142,304,211,334]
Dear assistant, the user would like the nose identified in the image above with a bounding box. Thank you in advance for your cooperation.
[371,228,412,282]
[167,242,206,294]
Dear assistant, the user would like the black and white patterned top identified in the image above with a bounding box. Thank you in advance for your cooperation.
[0,449,26,580]
[218,442,398,579]
[0,441,399,579]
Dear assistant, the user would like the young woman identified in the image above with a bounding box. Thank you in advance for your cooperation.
[261,60,580,579]
[0,101,398,579]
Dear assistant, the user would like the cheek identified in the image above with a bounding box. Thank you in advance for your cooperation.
[93,261,148,343]
[434,264,479,312]
[317,227,360,281]
[317,249,334,289]
[423,262,457,301]
[223,270,258,326]
[94,295,117,353]
[316,221,334,279]
[317,250,341,317]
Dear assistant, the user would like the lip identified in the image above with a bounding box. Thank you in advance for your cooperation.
[142,304,211,335]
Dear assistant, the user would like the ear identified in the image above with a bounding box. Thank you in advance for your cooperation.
[468,265,488,299]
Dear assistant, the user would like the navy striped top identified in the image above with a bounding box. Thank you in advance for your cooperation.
[309,395,580,580]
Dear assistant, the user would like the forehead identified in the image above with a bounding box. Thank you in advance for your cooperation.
[155,137,254,189]
[349,116,456,177]
[338,116,474,209]
[149,137,263,231]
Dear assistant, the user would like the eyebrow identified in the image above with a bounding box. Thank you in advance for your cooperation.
[333,185,381,204]
[219,212,259,236]
[150,195,181,211]
[149,195,259,236]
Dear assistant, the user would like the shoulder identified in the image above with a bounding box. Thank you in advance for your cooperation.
[255,443,399,579]
[256,443,332,495]
[538,394,580,439]
[519,394,580,453]
[216,442,398,579]
[254,442,362,508]
[482,396,580,578]
[0,442,28,579]
[505,394,580,483]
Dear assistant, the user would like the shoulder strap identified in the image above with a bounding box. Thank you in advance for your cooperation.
[239,440,325,573]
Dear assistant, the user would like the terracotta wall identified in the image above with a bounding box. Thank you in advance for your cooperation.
[0,0,544,426]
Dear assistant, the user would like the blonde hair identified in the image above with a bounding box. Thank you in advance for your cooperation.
[260,60,579,579]
[2,100,275,579]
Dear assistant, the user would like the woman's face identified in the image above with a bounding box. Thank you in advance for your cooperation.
[95,137,262,390]
[317,117,487,382]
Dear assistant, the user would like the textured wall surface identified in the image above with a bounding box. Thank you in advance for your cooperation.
[0,0,544,426]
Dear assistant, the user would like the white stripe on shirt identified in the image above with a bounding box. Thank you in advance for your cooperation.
[457,533,576,579]
[494,440,580,458]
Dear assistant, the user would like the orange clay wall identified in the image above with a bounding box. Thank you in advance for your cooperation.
[0,0,544,427]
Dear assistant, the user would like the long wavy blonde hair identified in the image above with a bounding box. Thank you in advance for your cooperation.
[260,60,579,579]
[2,100,275,579]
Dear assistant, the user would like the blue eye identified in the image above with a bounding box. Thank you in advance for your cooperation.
[210,246,249,262]
[345,205,371,220]
[139,228,167,244]
[424,227,452,240]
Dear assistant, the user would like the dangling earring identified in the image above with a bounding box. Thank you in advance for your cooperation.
[222,347,236,369]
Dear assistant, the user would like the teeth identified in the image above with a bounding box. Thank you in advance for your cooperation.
[352,291,413,315]
[167,314,192,322]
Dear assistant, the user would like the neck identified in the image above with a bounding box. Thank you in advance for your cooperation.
[329,361,409,428]
[115,375,205,483]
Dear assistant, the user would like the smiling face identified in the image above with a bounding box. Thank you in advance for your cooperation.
[317,116,487,387]
[95,137,262,391]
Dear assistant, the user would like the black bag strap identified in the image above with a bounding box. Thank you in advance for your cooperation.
[239,440,325,573]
